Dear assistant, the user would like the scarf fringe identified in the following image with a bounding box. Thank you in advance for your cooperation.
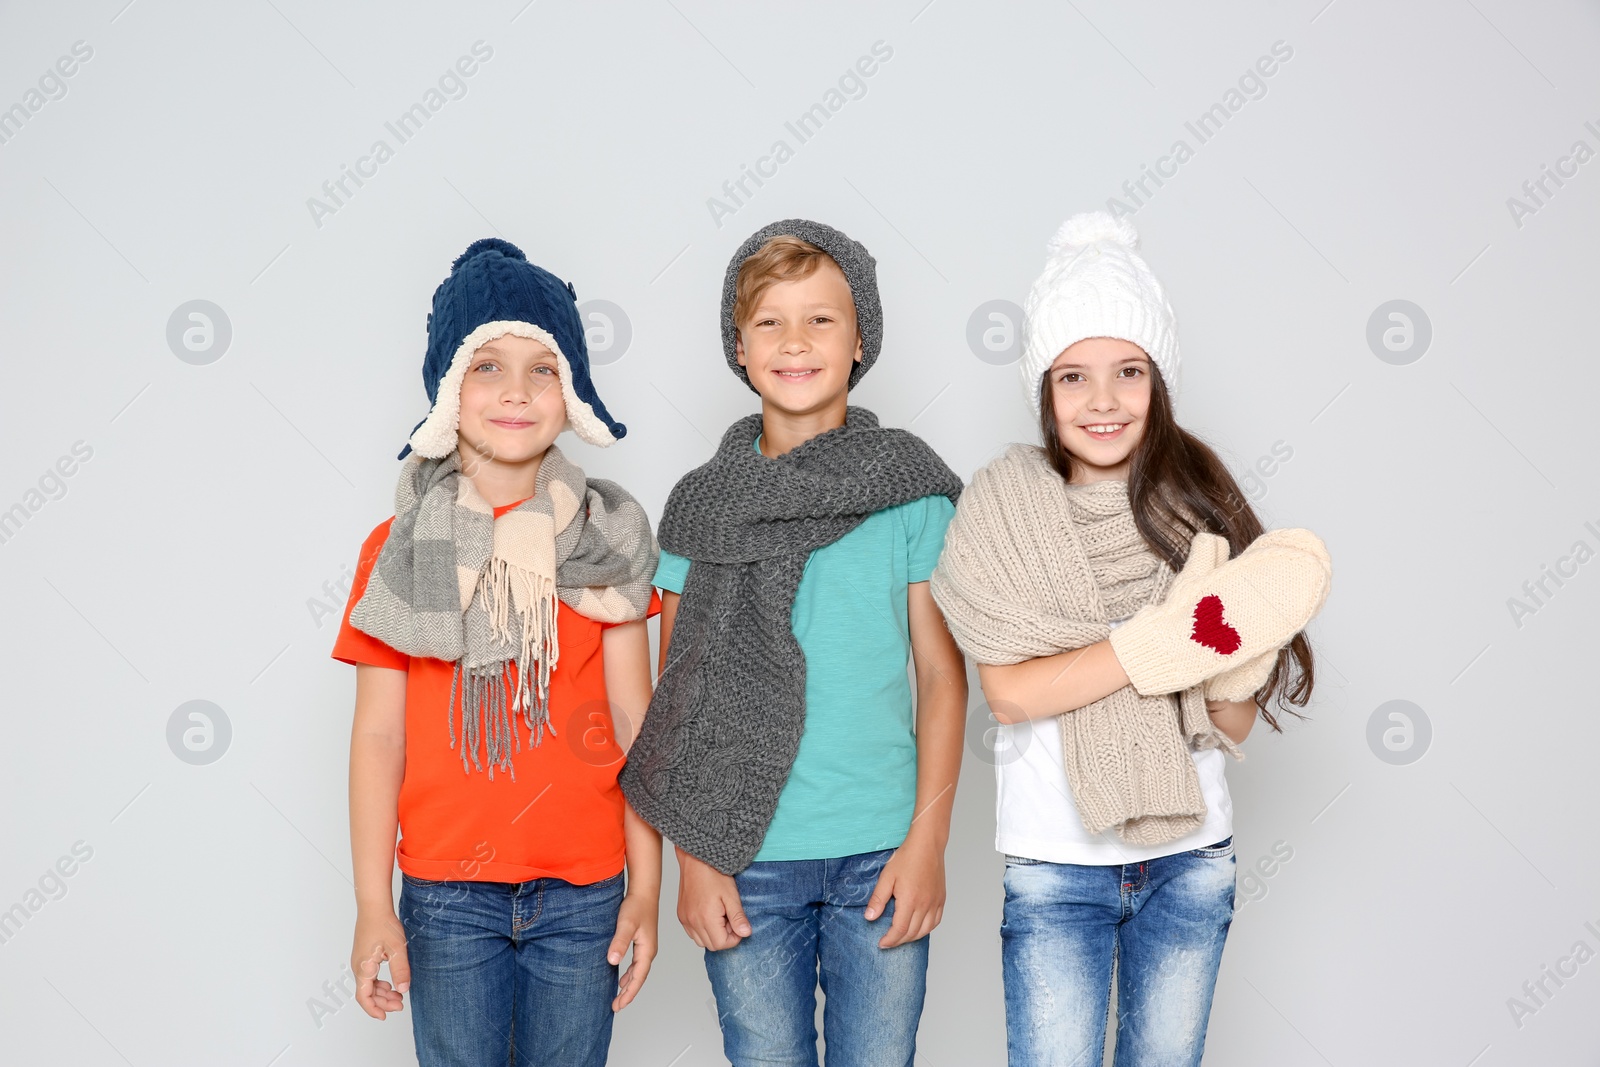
[447,559,562,780]
[352,447,657,783]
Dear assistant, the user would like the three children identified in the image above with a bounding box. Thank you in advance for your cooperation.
[333,215,1331,1067]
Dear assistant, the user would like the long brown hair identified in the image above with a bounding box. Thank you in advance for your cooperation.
[1039,367,1315,730]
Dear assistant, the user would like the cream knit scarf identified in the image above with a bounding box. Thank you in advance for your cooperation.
[931,444,1240,846]
[349,445,658,780]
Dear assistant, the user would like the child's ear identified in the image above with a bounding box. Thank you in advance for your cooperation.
[853,333,863,363]
[735,332,747,366]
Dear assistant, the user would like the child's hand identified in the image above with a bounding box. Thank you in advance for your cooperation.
[865,836,946,949]
[676,846,751,951]
[351,907,411,1021]
[608,889,659,1011]
[1109,528,1331,697]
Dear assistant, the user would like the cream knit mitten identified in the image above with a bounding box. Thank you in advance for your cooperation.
[1110,529,1331,697]
[1205,648,1281,702]
[1176,533,1288,703]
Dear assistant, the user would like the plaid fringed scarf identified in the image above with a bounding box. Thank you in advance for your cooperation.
[349,445,658,779]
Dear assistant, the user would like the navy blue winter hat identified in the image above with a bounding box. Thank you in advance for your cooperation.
[398,237,625,460]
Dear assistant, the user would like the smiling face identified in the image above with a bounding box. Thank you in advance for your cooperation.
[454,333,568,473]
[1044,336,1153,483]
[734,257,863,419]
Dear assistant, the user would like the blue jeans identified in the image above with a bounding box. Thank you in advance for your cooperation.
[703,848,929,1067]
[1001,837,1237,1067]
[398,870,624,1067]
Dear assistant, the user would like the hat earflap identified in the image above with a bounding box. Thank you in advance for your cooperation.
[407,320,619,459]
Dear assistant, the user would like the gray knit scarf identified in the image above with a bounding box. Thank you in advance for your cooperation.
[349,445,658,780]
[930,444,1240,847]
[618,407,963,874]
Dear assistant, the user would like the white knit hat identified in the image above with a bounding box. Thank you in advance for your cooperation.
[1019,211,1180,419]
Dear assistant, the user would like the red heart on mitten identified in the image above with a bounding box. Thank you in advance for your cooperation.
[1191,595,1241,654]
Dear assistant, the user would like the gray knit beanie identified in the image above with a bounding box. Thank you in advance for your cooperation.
[720,218,882,393]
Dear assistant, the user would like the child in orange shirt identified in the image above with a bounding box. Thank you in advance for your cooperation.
[332,238,662,1066]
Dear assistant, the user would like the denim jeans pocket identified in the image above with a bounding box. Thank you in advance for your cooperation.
[586,870,625,890]
[1003,853,1047,866]
[401,872,451,888]
[1189,836,1235,859]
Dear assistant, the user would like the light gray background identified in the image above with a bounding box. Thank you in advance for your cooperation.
[2,1,1597,1064]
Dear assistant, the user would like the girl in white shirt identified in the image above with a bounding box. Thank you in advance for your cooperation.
[932,211,1329,1067]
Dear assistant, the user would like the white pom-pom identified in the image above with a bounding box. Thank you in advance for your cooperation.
[1045,211,1139,256]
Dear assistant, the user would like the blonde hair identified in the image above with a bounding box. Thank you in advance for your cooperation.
[732,235,848,329]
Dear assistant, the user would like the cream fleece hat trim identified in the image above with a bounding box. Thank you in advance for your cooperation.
[407,320,618,459]
[1019,211,1181,418]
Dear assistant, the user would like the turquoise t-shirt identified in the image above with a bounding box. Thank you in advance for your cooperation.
[653,439,956,862]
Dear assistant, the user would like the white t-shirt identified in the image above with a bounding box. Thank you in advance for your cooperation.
[993,620,1234,866]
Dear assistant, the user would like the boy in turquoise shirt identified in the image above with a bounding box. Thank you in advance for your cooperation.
[620,219,967,1066]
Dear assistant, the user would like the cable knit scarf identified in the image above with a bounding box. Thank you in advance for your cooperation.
[349,445,658,780]
[618,407,964,875]
[930,443,1240,846]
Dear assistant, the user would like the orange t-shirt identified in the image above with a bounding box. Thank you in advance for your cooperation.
[331,500,660,886]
